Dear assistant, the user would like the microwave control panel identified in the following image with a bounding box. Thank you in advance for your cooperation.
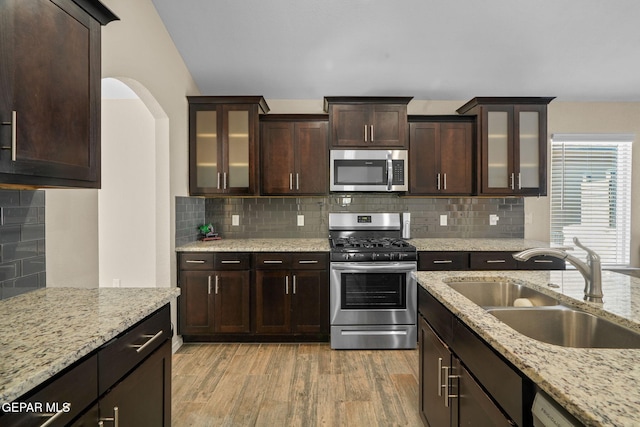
[392,160,405,184]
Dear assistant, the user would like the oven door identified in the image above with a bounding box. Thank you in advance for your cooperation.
[330,261,417,326]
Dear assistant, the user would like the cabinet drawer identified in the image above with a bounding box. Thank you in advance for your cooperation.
[292,253,328,270]
[452,319,530,427]
[214,253,251,270]
[98,304,171,395]
[419,252,469,271]
[1,355,98,427]
[469,252,518,270]
[180,253,215,270]
[254,253,292,269]
[518,255,566,270]
[418,286,454,344]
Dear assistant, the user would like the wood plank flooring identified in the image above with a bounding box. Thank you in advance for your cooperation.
[172,343,421,426]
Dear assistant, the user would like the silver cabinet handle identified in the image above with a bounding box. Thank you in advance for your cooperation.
[433,260,453,264]
[99,406,119,427]
[208,275,212,294]
[186,260,206,264]
[518,172,522,190]
[285,276,289,294]
[289,173,293,190]
[263,260,283,264]
[510,173,515,190]
[38,406,67,427]
[220,260,241,264]
[443,173,447,190]
[296,173,299,190]
[223,172,227,189]
[486,259,506,264]
[298,260,318,264]
[437,173,441,190]
[437,357,443,396]
[448,372,460,403]
[215,275,219,294]
[132,331,164,354]
[533,259,554,263]
[292,275,297,294]
[0,111,16,161]
[370,124,374,142]
[442,365,450,407]
[217,172,221,189]
[364,125,368,142]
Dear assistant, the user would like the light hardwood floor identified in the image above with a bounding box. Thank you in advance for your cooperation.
[172,343,421,426]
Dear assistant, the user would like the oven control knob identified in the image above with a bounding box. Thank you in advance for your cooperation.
[371,253,377,261]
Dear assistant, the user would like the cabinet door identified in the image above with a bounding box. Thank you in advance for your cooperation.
[514,104,547,196]
[330,104,369,147]
[409,122,440,194]
[213,270,251,333]
[179,271,215,335]
[1,0,101,187]
[455,359,513,427]
[98,340,171,427]
[419,317,452,427]
[224,105,253,193]
[255,270,291,333]
[295,121,328,194]
[190,105,222,194]
[440,122,473,194]
[482,105,515,194]
[370,104,407,148]
[291,269,328,334]
[261,121,295,194]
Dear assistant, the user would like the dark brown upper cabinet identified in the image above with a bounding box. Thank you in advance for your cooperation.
[188,96,269,196]
[457,97,554,196]
[324,97,412,148]
[409,117,475,195]
[0,0,118,188]
[260,115,328,196]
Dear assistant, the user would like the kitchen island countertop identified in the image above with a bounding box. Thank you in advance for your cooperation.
[416,269,640,426]
[0,287,180,404]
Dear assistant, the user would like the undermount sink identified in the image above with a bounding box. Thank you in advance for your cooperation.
[487,306,640,349]
[446,281,559,307]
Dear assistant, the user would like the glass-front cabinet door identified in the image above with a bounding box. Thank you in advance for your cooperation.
[188,97,268,196]
[457,98,553,196]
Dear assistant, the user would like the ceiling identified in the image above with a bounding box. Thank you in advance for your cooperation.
[151,0,640,102]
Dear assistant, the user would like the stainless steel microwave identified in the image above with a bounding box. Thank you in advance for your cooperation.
[330,149,408,192]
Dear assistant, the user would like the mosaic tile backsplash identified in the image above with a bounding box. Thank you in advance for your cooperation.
[176,194,524,241]
[0,190,46,300]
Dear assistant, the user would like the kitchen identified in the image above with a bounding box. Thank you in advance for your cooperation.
[2,0,640,426]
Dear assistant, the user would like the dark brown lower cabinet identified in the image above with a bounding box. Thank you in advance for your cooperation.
[419,287,533,426]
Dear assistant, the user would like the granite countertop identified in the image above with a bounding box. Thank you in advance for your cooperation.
[177,238,330,252]
[409,238,553,251]
[176,237,553,253]
[0,287,180,404]
[415,269,640,426]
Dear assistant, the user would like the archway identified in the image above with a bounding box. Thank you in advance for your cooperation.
[99,77,170,288]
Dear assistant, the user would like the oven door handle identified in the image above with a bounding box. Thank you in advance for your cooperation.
[331,262,416,273]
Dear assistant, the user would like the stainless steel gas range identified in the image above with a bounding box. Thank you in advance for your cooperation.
[329,213,417,350]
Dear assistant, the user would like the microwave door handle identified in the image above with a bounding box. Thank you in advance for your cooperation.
[387,157,393,190]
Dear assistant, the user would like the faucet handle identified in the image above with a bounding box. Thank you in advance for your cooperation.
[572,237,601,262]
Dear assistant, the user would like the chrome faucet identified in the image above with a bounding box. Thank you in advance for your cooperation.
[513,237,603,303]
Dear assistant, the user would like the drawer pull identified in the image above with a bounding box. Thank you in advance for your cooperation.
[433,260,453,264]
[437,357,443,396]
[263,260,283,264]
[220,260,241,264]
[486,260,506,263]
[533,259,554,263]
[38,407,67,427]
[132,330,164,354]
[185,260,206,264]
[99,406,119,427]
[298,260,318,264]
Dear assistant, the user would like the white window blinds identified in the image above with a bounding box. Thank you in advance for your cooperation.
[550,134,633,266]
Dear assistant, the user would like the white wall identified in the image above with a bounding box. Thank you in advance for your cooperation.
[99,97,156,287]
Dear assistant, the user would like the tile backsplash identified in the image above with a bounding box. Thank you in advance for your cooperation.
[176,194,524,241]
[0,190,46,300]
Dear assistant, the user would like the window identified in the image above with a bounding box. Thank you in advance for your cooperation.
[550,134,633,266]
